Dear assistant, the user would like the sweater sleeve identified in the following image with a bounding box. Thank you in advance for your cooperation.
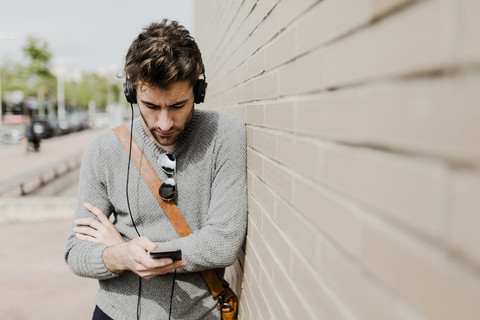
[64,134,119,280]
[160,116,248,272]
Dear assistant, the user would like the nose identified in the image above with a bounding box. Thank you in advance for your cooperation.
[157,109,174,131]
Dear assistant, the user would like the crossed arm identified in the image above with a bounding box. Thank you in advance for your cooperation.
[73,202,187,279]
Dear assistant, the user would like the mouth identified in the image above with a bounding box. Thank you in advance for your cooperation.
[155,129,175,138]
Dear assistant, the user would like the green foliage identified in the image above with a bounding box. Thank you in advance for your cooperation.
[1,36,121,113]
[23,36,54,78]
[64,73,120,111]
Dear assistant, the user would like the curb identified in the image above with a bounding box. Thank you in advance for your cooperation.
[0,197,76,224]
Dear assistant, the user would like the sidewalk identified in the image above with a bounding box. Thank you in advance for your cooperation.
[0,130,104,319]
[0,219,98,319]
[0,129,101,194]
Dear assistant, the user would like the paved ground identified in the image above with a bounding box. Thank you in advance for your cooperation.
[0,219,98,319]
[0,129,100,187]
[0,129,105,319]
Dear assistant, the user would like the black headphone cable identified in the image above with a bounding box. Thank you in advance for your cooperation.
[125,102,176,320]
[126,102,142,320]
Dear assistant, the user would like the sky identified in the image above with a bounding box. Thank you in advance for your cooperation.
[0,0,194,74]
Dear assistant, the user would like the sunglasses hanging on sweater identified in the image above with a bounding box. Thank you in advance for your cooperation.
[158,152,176,201]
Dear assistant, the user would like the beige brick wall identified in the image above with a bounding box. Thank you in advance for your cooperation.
[194,0,480,319]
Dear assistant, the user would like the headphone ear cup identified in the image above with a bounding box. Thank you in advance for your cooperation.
[193,79,207,104]
[123,79,137,104]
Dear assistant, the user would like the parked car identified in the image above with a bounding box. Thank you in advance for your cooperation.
[32,118,61,139]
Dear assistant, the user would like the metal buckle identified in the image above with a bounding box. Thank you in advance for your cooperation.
[216,292,233,312]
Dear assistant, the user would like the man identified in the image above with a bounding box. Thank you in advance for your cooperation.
[65,20,247,320]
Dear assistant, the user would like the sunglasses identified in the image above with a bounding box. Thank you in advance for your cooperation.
[158,152,176,201]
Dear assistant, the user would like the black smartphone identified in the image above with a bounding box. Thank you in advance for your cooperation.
[149,249,182,261]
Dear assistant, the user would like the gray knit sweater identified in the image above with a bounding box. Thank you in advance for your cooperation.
[65,109,247,320]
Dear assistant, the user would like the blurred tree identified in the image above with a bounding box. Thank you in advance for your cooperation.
[65,73,120,112]
[22,36,56,117]
[1,37,121,117]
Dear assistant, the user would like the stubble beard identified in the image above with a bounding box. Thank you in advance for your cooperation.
[139,108,195,148]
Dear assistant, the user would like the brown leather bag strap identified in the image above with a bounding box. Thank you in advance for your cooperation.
[113,125,225,298]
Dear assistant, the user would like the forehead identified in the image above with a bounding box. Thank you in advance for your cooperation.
[138,81,192,99]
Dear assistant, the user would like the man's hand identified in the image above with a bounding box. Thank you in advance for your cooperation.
[73,202,126,247]
[103,236,188,279]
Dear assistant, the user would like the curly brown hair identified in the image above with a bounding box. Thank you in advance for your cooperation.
[124,19,204,89]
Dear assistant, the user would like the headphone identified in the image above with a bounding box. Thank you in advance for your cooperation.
[123,72,208,105]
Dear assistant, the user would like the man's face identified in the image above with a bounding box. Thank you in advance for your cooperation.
[136,81,195,151]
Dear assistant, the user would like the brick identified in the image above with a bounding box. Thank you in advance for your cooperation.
[252,128,276,159]
[259,267,292,320]
[448,170,480,267]
[232,60,249,87]
[223,105,247,122]
[252,1,281,50]
[315,236,322,269]
[369,0,416,18]
[460,0,480,65]
[322,145,449,239]
[278,0,318,30]
[254,240,275,279]
[247,170,254,193]
[276,133,323,182]
[265,26,296,70]
[323,0,454,88]
[241,278,260,319]
[251,174,276,218]
[254,71,278,100]
[263,214,291,271]
[263,158,293,202]
[294,88,368,140]
[241,0,278,48]
[278,50,323,96]
[273,263,317,319]
[238,298,249,320]
[296,0,370,56]
[322,241,423,320]
[365,76,480,164]
[264,101,295,132]
[239,79,255,102]
[246,103,264,126]
[294,176,360,256]
[249,266,270,317]
[247,49,266,79]
[361,218,480,320]
[246,204,275,276]
[275,196,318,264]
[291,250,354,320]
[244,234,257,286]
[238,37,258,70]
[246,126,255,147]
[247,148,264,179]
[226,0,257,45]
[248,194,263,232]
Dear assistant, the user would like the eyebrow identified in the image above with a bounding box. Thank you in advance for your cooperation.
[141,99,189,108]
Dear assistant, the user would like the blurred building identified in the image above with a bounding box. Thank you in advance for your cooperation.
[194,0,480,319]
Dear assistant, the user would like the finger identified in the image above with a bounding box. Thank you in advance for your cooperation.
[73,226,99,238]
[74,217,102,230]
[75,232,99,243]
[152,260,188,276]
[135,236,159,252]
[84,202,109,223]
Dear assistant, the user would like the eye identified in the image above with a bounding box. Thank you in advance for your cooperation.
[172,104,185,109]
[144,103,158,109]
